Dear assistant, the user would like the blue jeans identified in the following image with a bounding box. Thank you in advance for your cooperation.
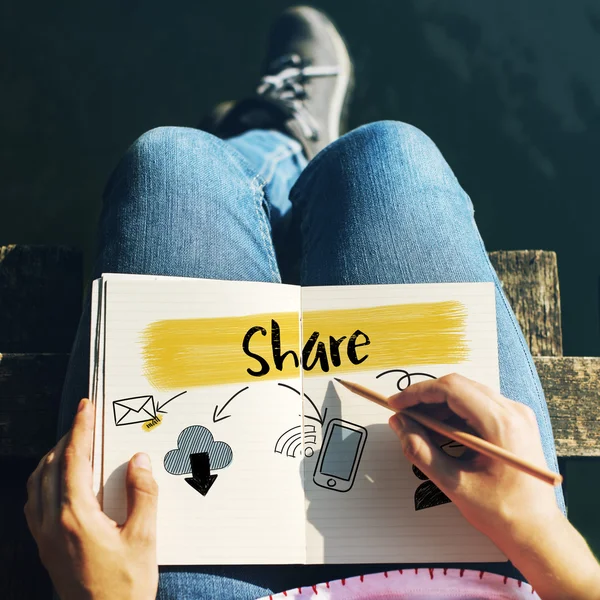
[59,121,565,599]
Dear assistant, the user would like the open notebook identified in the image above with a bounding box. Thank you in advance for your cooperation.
[89,273,505,565]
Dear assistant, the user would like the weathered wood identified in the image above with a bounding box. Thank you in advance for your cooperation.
[535,356,600,457]
[489,250,563,357]
[0,353,69,457]
[0,245,82,352]
[1,458,52,599]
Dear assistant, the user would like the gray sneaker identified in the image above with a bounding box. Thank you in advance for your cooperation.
[200,6,353,159]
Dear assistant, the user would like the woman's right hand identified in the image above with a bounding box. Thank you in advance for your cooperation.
[387,374,600,600]
[387,373,562,547]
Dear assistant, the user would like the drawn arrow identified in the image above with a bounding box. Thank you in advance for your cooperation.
[185,453,218,496]
[156,391,187,414]
[212,387,249,423]
[277,383,327,426]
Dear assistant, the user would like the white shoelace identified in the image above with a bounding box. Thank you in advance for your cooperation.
[256,54,340,140]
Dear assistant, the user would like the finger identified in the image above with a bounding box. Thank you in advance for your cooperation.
[40,434,69,527]
[24,450,49,537]
[122,453,158,547]
[389,414,457,490]
[61,399,97,508]
[387,374,501,436]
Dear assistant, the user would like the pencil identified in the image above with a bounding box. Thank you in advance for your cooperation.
[333,377,563,487]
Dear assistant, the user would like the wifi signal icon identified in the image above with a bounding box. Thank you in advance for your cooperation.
[274,424,317,458]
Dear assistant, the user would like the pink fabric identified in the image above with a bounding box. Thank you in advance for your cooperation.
[259,569,541,599]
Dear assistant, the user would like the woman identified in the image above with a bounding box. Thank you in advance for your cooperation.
[24,6,600,599]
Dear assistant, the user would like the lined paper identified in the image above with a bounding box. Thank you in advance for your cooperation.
[97,275,304,565]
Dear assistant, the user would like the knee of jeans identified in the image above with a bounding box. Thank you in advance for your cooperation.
[345,121,451,182]
[128,126,217,167]
[344,121,444,164]
[104,126,248,203]
[306,120,459,212]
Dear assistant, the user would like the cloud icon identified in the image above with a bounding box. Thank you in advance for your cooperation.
[164,425,233,475]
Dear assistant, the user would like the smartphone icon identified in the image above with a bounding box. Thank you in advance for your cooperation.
[313,418,368,492]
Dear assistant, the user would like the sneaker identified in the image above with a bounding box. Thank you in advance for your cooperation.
[199,6,353,159]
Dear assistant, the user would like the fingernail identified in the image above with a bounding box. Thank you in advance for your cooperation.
[133,453,151,471]
[77,398,88,413]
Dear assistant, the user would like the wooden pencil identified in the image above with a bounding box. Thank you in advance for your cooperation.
[333,377,563,487]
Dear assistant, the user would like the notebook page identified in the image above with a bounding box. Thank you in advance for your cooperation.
[101,276,306,565]
[300,282,505,563]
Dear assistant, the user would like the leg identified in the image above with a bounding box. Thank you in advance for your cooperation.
[291,120,563,493]
[59,126,305,433]
[287,120,564,583]
[59,126,302,599]
[227,129,307,229]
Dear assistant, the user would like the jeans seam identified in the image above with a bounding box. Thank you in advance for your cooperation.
[105,128,281,282]
[217,133,283,282]
[249,173,281,282]
[180,130,281,282]
[257,146,302,185]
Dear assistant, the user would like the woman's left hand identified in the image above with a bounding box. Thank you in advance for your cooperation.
[24,398,159,600]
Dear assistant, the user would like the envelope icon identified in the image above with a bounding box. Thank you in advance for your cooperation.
[113,395,156,427]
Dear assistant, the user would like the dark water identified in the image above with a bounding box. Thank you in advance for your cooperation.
[2,0,599,552]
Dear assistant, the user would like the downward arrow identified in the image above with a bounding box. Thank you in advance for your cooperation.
[185,452,218,496]
[212,386,249,423]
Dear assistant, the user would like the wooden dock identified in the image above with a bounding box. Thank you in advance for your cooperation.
[1,245,598,598]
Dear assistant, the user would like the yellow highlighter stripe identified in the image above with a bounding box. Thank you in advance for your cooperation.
[141,301,468,390]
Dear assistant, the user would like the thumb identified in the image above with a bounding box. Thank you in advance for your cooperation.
[122,453,158,546]
[389,413,457,489]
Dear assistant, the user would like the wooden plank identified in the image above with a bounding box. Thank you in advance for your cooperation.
[489,250,563,357]
[0,353,69,458]
[0,245,82,353]
[1,458,52,600]
[535,356,600,457]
